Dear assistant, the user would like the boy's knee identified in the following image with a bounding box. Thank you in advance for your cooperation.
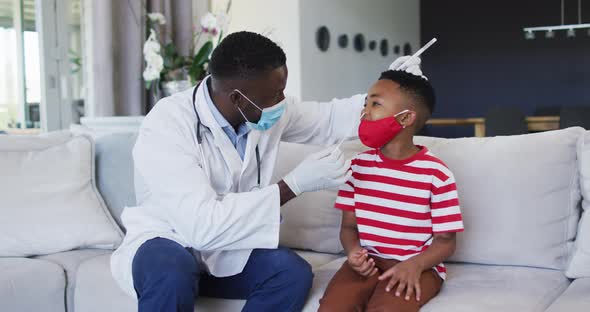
[319,295,364,312]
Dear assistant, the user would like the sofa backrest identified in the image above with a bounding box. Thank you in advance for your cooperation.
[276,127,585,270]
[272,142,357,254]
[94,132,138,231]
[91,126,585,270]
[414,127,583,269]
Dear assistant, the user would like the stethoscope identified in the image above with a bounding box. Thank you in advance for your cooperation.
[191,83,261,188]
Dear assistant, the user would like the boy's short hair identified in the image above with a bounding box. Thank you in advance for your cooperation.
[378,70,436,130]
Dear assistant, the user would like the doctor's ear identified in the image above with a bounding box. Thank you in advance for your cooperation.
[229,91,245,108]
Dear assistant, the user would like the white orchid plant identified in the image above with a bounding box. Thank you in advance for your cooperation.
[143,1,231,92]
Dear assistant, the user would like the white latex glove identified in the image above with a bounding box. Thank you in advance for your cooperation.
[283,147,352,196]
[388,55,427,80]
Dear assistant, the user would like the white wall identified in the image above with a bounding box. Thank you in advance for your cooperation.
[225,0,302,99]
[299,0,420,101]
[224,0,419,101]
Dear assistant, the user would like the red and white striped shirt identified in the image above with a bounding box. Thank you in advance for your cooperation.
[335,146,464,280]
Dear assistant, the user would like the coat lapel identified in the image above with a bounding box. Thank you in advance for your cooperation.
[193,82,243,178]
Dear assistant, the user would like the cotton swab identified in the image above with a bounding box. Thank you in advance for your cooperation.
[398,38,437,69]
[333,138,346,152]
[333,112,366,152]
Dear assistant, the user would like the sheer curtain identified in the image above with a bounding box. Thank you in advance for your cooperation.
[83,0,208,117]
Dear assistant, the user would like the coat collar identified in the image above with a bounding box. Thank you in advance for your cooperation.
[192,78,263,177]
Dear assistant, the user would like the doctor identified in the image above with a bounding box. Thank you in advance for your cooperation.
[111,31,422,312]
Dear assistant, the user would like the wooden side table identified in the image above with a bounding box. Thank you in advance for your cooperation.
[426,116,560,137]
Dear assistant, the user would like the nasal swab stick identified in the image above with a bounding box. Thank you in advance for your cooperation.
[398,38,437,69]
[333,112,366,152]
[333,138,346,152]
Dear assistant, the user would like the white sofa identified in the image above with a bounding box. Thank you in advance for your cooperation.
[1,127,590,312]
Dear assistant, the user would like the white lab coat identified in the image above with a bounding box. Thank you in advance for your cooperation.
[111,80,365,297]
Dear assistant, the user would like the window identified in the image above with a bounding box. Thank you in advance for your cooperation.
[0,0,84,133]
[0,0,40,132]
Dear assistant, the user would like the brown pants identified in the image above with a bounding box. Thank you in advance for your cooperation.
[318,257,442,312]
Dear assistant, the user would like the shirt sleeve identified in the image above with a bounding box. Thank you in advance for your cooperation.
[334,161,356,211]
[430,172,464,233]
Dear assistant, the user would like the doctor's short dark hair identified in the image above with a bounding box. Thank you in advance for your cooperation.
[209,31,287,80]
[378,70,436,116]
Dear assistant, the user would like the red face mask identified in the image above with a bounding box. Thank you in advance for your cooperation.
[358,110,409,148]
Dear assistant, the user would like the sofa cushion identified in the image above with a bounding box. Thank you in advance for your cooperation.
[75,254,136,312]
[36,249,112,312]
[0,257,66,312]
[567,211,590,278]
[420,264,569,312]
[414,127,584,269]
[294,250,342,268]
[94,132,139,230]
[0,131,123,257]
[74,250,339,312]
[566,130,590,278]
[304,258,571,312]
[545,277,590,312]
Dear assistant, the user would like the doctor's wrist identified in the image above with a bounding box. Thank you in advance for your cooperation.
[278,180,297,205]
[282,175,302,196]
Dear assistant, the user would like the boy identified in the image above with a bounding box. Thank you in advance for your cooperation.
[319,70,464,312]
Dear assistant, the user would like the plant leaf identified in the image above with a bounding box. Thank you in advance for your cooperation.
[174,56,185,68]
[188,65,204,83]
[163,56,174,69]
[164,43,177,58]
[193,41,213,67]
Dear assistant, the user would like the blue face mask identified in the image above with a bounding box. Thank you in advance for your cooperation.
[234,89,286,131]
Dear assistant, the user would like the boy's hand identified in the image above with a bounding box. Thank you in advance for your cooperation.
[378,259,424,301]
[347,247,378,277]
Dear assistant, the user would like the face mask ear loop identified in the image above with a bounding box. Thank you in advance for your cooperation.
[395,109,411,129]
[394,109,410,117]
[233,89,258,124]
[234,89,263,112]
[236,105,252,123]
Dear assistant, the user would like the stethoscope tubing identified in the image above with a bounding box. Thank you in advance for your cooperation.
[191,83,261,187]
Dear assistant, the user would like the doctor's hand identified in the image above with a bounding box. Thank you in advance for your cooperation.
[388,55,426,79]
[282,146,352,196]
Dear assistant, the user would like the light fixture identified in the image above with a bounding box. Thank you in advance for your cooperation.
[525,31,535,40]
[567,28,576,37]
[523,0,589,40]
[546,30,555,38]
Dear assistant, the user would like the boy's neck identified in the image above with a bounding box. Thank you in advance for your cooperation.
[380,137,420,160]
